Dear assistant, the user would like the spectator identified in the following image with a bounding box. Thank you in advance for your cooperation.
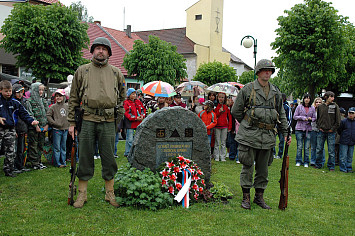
[0,80,38,177]
[169,92,186,108]
[198,100,217,145]
[337,107,355,173]
[46,89,70,168]
[335,108,347,165]
[226,96,238,160]
[293,93,316,167]
[274,93,292,159]
[156,97,169,110]
[314,91,341,171]
[188,96,199,113]
[214,92,232,161]
[26,82,49,170]
[123,88,146,157]
[166,97,173,106]
[12,84,31,173]
[207,91,217,108]
[310,97,325,166]
[291,100,298,134]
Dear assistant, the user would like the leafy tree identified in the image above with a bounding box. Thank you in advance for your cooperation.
[271,0,353,99]
[0,3,89,82]
[238,70,254,85]
[193,61,237,86]
[123,35,187,85]
[70,1,94,23]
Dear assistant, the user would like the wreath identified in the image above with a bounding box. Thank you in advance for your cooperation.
[160,156,205,201]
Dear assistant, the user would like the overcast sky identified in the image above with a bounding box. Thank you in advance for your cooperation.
[59,0,354,69]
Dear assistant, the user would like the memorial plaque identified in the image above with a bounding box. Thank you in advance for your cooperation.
[156,141,193,168]
[127,107,211,182]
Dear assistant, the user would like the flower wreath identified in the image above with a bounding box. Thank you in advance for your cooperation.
[160,156,205,201]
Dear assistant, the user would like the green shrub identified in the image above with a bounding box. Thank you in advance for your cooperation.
[114,164,173,210]
[209,181,233,202]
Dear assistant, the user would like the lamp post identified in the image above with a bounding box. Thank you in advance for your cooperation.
[241,35,257,80]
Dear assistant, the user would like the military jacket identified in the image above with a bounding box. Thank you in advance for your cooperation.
[231,80,288,149]
[68,60,126,125]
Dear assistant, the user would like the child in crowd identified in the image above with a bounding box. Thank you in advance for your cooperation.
[214,92,232,161]
[26,82,49,170]
[169,92,186,108]
[46,89,70,168]
[189,96,199,112]
[337,107,355,173]
[198,100,217,145]
[166,97,173,106]
[310,97,325,166]
[156,97,169,110]
[226,96,239,162]
[207,91,217,108]
[123,88,146,157]
[0,81,38,177]
[12,84,31,173]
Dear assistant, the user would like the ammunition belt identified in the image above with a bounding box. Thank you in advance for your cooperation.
[244,114,275,130]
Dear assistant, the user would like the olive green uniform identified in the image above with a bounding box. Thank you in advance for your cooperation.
[231,80,288,190]
[68,59,126,181]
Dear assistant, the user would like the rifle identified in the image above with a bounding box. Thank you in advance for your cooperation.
[68,132,77,205]
[278,127,291,210]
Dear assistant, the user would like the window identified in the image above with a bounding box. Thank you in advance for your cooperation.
[195,14,202,20]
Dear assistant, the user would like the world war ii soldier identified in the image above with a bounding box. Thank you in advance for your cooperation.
[231,59,291,210]
[68,37,126,208]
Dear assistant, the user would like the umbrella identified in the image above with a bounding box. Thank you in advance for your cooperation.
[175,81,207,96]
[141,81,176,97]
[206,82,239,96]
[227,82,244,89]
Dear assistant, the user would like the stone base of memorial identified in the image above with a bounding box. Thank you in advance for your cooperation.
[127,106,211,182]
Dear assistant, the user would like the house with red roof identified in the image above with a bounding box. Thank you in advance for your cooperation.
[0,0,60,77]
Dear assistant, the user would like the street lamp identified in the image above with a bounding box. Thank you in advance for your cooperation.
[241,35,257,80]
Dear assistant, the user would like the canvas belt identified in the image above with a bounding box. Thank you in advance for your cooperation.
[244,114,275,130]
[84,106,115,118]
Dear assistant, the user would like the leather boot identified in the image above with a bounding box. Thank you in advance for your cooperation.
[253,190,271,209]
[241,193,251,210]
[105,179,120,207]
[73,180,88,208]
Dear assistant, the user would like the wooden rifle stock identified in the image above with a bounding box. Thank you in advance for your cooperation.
[278,127,291,210]
[68,134,77,205]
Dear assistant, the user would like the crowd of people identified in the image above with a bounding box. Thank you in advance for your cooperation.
[0,37,354,210]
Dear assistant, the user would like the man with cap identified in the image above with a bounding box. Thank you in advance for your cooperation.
[68,37,126,208]
[169,92,187,108]
[231,59,291,210]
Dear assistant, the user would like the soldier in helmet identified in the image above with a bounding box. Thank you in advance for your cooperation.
[68,37,126,208]
[231,59,291,210]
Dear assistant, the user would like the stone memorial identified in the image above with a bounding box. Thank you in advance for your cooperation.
[127,106,211,182]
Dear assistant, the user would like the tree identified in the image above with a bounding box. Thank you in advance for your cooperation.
[0,3,89,82]
[70,1,94,23]
[271,0,353,99]
[193,61,237,86]
[123,35,187,85]
[238,70,254,85]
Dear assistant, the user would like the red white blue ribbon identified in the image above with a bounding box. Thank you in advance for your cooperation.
[174,169,191,208]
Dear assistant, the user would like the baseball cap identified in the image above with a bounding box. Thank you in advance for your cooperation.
[55,89,66,96]
[15,87,25,93]
[348,107,355,113]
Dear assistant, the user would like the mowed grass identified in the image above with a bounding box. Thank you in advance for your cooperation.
[0,136,354,236]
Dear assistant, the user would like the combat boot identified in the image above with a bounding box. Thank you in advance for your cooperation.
[241,188,251,210]
[105,179,120,208]
[253,189,271,209]
[73,180,88,208]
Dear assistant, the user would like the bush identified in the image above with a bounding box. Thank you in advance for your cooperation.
[114,164,173,210]
[209,181,233,202]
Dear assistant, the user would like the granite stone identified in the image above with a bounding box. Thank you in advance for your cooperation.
[127,106,211,182]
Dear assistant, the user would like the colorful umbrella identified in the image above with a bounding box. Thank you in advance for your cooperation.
[175,81,207,96]
[227,82,244,89]
[141,81,176,97]
[206,83,239,96]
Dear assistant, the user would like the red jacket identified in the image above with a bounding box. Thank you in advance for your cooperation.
[214,104,232,130]
[198,110,217,135]
[124,99,146,129]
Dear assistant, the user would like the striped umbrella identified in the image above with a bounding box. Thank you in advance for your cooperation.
[141,81,176,97]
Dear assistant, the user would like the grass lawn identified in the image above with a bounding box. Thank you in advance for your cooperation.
[0,136,354,235]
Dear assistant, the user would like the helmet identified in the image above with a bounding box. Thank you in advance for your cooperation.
[90,37,112,56]
[255,59,275,75]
